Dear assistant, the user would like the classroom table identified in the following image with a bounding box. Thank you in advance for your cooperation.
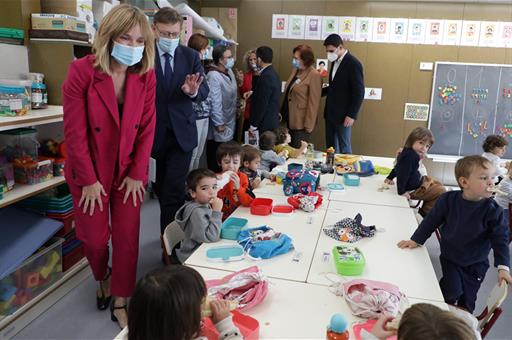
[307,200,445,302]
[185,193,328,282]
[192,266,449,340]
[329,170,410,208]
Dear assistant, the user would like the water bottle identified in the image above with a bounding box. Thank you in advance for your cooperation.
[326,313,349,340]
[306,143,315,162]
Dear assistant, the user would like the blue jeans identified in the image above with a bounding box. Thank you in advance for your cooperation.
[325,120,352,154]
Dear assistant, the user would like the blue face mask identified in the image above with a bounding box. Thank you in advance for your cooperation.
[225,57,235,69]
[292,58,300,69]
[111,42,144,67]
[158,37,180,54]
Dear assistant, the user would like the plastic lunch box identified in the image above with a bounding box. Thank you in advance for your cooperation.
[206,245,245,262]
[220,217,248,240]
[250,198,273,215]
[343,173,360,186]
[332,245,365,276]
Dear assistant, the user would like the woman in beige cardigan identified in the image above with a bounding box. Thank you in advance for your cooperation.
[281,44,322,148]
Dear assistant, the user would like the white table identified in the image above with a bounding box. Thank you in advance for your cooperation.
[307,200,445,302]
[192,266,448,340]
[253,157,336,199]
[185,194,327,282]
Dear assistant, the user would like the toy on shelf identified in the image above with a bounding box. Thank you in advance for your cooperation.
[13,156,53,184]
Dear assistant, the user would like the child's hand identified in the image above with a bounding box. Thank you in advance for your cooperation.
[252,177,261,188]
[210,197,223,212]
[397,240,419,249]
[498,269,512,285]
[278,149,289,158]
[229,172,240,190]
[210,299,232,324]
[384,178,394,185]
[300,140,308,150]
[370,315,397,340]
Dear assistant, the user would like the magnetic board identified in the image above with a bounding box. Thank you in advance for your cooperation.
[428,62,512,159]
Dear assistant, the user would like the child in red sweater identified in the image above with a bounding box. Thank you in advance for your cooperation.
[216,141,254,220]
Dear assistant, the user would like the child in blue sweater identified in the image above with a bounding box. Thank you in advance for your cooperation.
[398,155,512,313]
[385,127,446,214]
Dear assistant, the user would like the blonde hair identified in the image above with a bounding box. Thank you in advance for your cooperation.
[243,49,257,71]
[92,4,154,75]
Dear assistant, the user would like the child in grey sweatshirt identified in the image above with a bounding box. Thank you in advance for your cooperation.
[174,169,223,263]
[259,131,287,172]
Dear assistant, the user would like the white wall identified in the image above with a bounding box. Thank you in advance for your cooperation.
[0,43,29,79]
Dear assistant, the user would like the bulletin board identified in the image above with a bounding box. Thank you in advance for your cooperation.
[428,62,512,159]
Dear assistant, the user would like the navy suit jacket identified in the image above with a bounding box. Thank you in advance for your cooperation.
[249,65,281,133]
[322,52,364,125]
[152,44,209,157]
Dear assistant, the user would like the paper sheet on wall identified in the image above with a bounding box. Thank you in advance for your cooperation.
[389,18,408,44]
[372,18,391,43]
[288,15,305,39]
[339,16,356,42]
[272,14,289,39]
[364,88,382,100]
[355,17,373,42]
[425,19,444,45]
[441,20,462,46]
[479,21,500,47]
[407,19,426,44]
[305,16,322,40]
[404,103,429,121]
[322,16,339,40]
[460,20,481,46]
[500,22,512,47]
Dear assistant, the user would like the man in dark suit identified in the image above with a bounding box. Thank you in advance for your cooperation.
[322,34,364,154]
[248,46,281,134]
[151,8,209,238]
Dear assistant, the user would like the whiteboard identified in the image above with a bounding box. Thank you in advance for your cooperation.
[428,62,512,159]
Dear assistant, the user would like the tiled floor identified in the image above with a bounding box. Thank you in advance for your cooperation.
[13,199,512,340]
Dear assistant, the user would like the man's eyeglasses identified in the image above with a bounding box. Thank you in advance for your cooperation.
[156,28,180,39]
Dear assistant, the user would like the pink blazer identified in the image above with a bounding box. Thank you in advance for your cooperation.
[62,55,156,190]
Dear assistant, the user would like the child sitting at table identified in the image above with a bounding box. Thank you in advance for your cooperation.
[259,131,287,173]
[240,145,275,190]
[362,303,479,340]
[173,169,223,264]
[398,155,512,313]
[482,134,508,180]
[273,126,308,159]
[123,265,242,340]
[384,127,446,215]
[216,141,254,221]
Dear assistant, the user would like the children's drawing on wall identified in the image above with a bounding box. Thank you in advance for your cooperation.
[271,14,288,38]
[316,59,328,78]
[404,103,429,121]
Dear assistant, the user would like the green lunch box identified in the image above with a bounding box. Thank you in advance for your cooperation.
[332,245,365,276]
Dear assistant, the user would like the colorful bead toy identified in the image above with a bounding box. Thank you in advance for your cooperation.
[438,85,461,105]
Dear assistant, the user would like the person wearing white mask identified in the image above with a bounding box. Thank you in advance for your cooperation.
[281,44,322,147]
[205,45,239,172]
[62,4,156,328]
[150,8,210,252]
[322,33,364,154]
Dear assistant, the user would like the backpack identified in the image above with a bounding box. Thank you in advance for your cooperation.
[282,169,320,196]
[339,279,406,319]
[237,226,294,259]
[205,266,268,311]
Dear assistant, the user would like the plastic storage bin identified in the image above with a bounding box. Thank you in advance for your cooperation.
[0,162,14,191]
[0,81,31,116]
[343,173,360,186]
[332,245,365,276]
[202,310,259,339]
[0,237,64,316]
[0,128,39,161]
[220,217,248,240]
[13,157,53,184]
[250,198,273,216]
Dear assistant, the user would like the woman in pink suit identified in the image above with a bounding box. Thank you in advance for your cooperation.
[62,4,155,328]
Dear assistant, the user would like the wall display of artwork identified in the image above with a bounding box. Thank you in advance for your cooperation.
[271,15,509,49]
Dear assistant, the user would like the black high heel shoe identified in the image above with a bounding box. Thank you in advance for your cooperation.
[96,267,112,310]
[110,299,128,329]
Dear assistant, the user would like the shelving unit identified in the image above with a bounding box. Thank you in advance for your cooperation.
[0,104,89,337]
[29,38,91,47]
[0,105,63,132]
